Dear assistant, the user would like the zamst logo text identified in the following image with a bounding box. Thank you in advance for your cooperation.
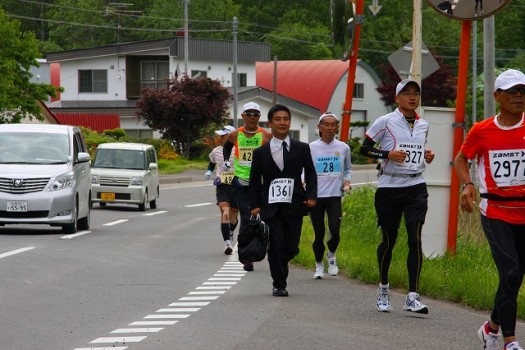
[398,143,422,149]
[491,151,524,158]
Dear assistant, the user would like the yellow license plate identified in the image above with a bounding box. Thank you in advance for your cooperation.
[101,192,115,201]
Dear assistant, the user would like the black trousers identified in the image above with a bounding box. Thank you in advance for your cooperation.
[265,210,303,290]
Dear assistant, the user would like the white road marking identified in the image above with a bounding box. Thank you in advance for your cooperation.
[144,314,190,319]
[111,328,163,333]
[185,202,213,207]
[208,277,241,281]
[60,231,91,240]
[202,281,237,285]
[188,291,226,295]
[168,301,210,307]
[103,219,128,226]
[130,320,178,325]
[142,210,168,216]
[156,307,199,312]
[0,246,35,259]
[75,347,128,350]
[179,296,219,301]
[196,286,232,290]
[90,336,146,344]
[214,273,245,277]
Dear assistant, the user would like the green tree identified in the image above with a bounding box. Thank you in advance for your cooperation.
[0,9,60,124]
[136,76,230,158]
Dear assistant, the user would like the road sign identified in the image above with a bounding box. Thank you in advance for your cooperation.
[369,0,382,16]
[388,41,440,80]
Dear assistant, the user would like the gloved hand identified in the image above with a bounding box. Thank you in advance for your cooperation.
[204,170,212,180]
[223,161,231,171]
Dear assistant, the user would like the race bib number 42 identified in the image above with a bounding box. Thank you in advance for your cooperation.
[268,178,294,203]
[488,149,525,187]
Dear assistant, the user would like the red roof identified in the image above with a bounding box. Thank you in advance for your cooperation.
[55,113,120,132]
[256,60,349,112]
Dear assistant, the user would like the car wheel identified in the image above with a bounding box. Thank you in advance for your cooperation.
[138,190,147,211]
[78,196,91,230]
[62,199,78,234]
[149,186,159,209]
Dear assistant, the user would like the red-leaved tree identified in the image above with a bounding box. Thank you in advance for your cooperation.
[136,76,231,158]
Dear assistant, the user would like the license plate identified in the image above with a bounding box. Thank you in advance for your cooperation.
[101,192,115,201]
[6,201,28,212]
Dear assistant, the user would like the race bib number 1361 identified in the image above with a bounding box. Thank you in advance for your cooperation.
[268,178,294,203]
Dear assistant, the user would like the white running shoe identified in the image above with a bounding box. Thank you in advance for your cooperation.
[505,341,524,350]
[376,284,391,312]
[403,292,429,314]
[477,321,500,350]
[313,264,325,279]
[224,241,233,255]
[327,255,338,276]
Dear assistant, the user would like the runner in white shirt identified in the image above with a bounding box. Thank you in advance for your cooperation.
[205,126,238,255]
[360,79,435,314]
[308,112,352,279]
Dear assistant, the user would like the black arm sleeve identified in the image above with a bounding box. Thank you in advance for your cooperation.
[360,137,390,159]
[207,161,216,172]
[223,139,234,161]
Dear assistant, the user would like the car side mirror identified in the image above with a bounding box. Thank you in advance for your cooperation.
[77,152,91,163]
[148,162,158,170]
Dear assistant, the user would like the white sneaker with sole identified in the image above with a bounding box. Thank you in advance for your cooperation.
[224,241,233,255]
[376,284,391,312]
[477,321,499,350]
[505,341,524,350]
[327,255,338,276]
[313,264,324,279]
[403,292,428,314]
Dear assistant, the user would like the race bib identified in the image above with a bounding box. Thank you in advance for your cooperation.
[268,178,294,203]
[219,171,235,185]
[314,155,341,177]
[395,142,425,170]
[488,149,525,187]
[237,147,253,167]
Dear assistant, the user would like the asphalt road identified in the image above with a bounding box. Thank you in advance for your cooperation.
[0,168,522,350]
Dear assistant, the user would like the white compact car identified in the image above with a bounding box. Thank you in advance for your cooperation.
[91,143,159,211]
[0,124,92,233]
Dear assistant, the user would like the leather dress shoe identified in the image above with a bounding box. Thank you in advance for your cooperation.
[272,288,289,297]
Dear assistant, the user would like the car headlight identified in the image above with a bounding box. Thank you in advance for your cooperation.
[47,172,75,192]
[131,176,143,186]
[91,175,99,184]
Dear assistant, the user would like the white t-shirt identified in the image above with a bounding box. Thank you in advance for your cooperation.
[309,138,352,197]
[208,145,234,178]
[365,108,429,188]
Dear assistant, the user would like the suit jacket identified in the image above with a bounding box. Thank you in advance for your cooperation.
[249,138,317,220]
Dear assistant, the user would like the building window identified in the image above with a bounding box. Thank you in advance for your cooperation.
[79,70,107,93]
[238,73,247,87]
[190,70,207,79]
[141,61,169,90]
[353,83,364,99]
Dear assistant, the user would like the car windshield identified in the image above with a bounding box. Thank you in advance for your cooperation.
[93,149,146,170]
[0,132,69,164]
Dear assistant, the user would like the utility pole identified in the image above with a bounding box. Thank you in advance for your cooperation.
[483,17,496,119]
[184,0,189,76]
[232,17,238,128]
[409,0,422,85]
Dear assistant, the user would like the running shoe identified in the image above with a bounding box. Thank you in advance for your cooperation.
[477,321,499,350]
[403,292,428,314]
[224,241,233,255]
[313,264,324,279]
[327,254,339,276]
[376,284,391,312]
[243,261,254,271]
[505,341,524,350]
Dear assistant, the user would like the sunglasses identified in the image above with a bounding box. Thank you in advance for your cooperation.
[244,112,261,118]
[501,86,525,95]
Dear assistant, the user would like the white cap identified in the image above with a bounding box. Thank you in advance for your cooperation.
[318,112,339,123]
[214,125,235,136]
[242,102,261,113]
[494,69,525,91]
[395,79,421,95]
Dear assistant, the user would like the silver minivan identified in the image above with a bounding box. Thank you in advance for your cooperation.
[0,124,92,233]
[91,143,159,211]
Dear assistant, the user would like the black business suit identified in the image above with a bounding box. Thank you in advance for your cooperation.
[249,138,317,290]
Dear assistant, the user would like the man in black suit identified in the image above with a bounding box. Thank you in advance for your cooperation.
[249,104,317,297]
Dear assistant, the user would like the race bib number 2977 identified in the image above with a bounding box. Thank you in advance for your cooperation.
[488,149,525,187]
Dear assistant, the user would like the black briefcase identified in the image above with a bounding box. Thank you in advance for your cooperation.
[238,215,269,263]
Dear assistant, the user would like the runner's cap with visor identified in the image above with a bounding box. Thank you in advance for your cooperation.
[318,112,339,123]
[396,79,421,95]
[494,69,525,91]
[214,125,235,136]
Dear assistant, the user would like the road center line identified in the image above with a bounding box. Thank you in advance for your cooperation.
[104,219,128,226]
[0,246,35,259]
[60,231,92,240]
[142,210,168,216]
[185,203,213,208]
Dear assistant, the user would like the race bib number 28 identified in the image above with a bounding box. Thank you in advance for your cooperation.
[488,149,525,187]
[268,178,294,203]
